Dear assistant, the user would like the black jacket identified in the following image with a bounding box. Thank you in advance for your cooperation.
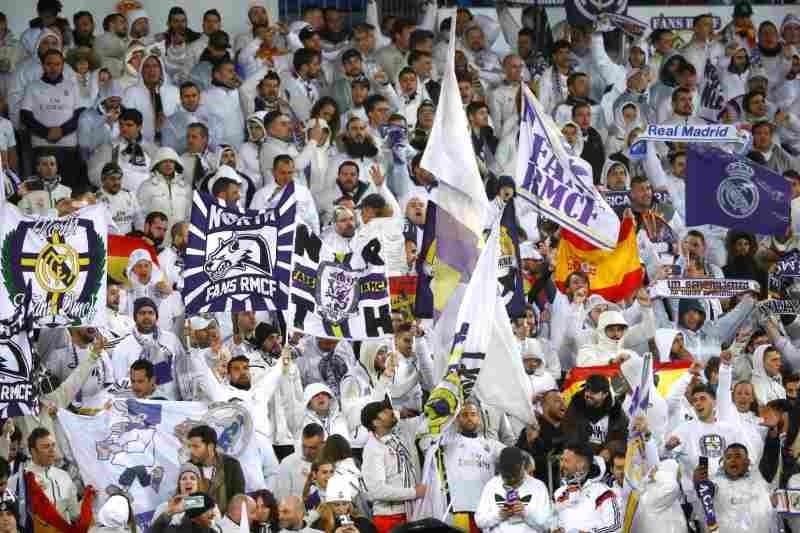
[579,127,606,185]
[515,415,565,492]
[561,390,628,453]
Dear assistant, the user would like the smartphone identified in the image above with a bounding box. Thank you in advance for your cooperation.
[505,489,519,506]
[338,515,353,526]
[183,495,205,510]
[699,456,708,469]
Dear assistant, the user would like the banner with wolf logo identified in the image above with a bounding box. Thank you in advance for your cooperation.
[59,399,267,532]
[182,186,296,314]
[0,281,36,418]
[288,225,393,340]
[0,203,107,327]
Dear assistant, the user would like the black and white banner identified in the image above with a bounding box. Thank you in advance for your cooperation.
[651,278,760,299]
[182,187,296,314]
[288,225,393,340]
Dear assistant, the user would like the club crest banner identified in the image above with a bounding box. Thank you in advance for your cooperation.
[288,225,393,340]
[182,187,296,314]
[0,204,107,327]
[59,399,266,531]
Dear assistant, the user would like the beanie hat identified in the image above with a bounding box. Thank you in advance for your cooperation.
[133,297,158,318]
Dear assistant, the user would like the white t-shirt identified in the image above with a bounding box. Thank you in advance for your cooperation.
[21,77,81,148]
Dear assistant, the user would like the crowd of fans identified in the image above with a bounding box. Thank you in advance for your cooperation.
[0,0,798,532]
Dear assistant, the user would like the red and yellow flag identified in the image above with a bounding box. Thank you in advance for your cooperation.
[107,235,160,285]
[554,217,643,303]
[561,360,692,405]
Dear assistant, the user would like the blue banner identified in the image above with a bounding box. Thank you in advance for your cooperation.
[182,185,296,314]
[686,145,790,235]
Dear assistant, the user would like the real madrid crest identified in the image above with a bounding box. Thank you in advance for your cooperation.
[716,160,759,219]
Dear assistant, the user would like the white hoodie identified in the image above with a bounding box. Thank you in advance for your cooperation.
[299,382,351,443]
[576,310,652,367]
[750,344,786,405]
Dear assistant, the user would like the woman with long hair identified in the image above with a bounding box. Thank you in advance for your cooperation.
[303,460,336,511]
[251,489,280,533]
[152,463,216,525]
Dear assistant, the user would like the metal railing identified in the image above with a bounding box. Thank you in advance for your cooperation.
[279,0,423,26]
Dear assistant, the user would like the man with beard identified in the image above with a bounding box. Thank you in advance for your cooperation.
[694,443,773,532]
[436,401,504,532]
[106,280,135,340]
[276,424,325,499]
[319,160,398,224]
[96,163,145,235]
[139,211,168,252]
[44,327,112,411]
[259,111,322,188]
[157,222,187,292]
[552,444,622,533]
[723,231,767,299]
[111,297,183,400]
[223,315,267,359]
[281,48,323,123]
[94,13,128,78]
[561,374,628,453]
[71,11,94,48]
[322,205,356,254]
[361,396,427,533]
[187,425,245,512]
[123,54,179,143]
[571,102,605,184]
[516,389,567,492]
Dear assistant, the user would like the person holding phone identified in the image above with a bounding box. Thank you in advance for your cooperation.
[309,475,376,533]
[693,443,774,533]
[475,446,552,533]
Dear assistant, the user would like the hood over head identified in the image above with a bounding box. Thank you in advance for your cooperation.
[678,299,706,330]
[303,382,338,410]
[599,158,631,189]
[150,146,184,173]
[127,9,150,34]
[752,343,779,379]
[246,111,268,142]
[359,339,390,385]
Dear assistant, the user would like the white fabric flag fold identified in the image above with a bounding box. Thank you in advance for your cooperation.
[446,219,536,425]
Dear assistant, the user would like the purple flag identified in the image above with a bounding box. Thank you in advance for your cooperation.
[687,145,790,235]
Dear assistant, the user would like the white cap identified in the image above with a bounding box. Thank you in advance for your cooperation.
[519,241,542,261]
[325,475,354,503]
[189,315,215,330]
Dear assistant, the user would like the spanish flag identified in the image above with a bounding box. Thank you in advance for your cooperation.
[561,360,692,405]
[107,235,159,285]
[554,217,643,303]
[24,471,95,533]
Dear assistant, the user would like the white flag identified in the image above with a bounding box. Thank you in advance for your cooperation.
[59,399,266,530]
[420,18,487,237]
[515,84,620,250]
[446,219,536,425]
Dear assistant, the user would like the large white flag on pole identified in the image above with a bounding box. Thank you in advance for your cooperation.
[445,218,536,425]
[420,16,487,237]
